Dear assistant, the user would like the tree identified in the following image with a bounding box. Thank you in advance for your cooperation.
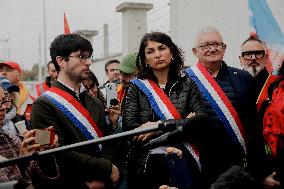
[21,63,44,81]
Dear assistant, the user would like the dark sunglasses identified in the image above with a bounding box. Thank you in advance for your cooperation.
[241,50,265,60]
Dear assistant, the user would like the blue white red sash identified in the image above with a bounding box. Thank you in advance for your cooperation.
[131,79,201,170]
[43,87,103,144]
[185,63,247,154]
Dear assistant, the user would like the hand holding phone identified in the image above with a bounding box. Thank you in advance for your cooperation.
[105,83,118,108]
[34,127,56,145]
[15,120,27,136]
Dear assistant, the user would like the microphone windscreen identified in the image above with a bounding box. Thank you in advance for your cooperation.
[181,113,211,138]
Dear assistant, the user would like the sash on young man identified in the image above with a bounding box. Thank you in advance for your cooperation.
[43,87,103,146]
[185,63,247,155]
[131,79,201,171]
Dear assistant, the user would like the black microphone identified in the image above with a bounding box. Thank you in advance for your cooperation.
[143,114,210,149]
[157,119,176,132]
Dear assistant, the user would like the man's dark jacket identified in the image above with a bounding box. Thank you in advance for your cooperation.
[187,62,268,187]
[31,81,113,189]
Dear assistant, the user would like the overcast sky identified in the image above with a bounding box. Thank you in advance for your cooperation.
[0,0,283,71]
[0,0,169,70]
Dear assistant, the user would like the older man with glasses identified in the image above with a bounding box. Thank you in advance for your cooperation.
[184,26,272,188]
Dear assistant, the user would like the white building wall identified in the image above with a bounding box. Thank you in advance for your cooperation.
[170,0,284,68]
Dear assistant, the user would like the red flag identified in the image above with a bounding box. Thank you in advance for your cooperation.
[64,12,71,34]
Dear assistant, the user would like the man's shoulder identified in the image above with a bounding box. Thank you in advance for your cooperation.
[227,65,252,79]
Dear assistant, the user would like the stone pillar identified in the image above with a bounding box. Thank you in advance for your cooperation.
[116,2,153,56]
[103,24,109,57]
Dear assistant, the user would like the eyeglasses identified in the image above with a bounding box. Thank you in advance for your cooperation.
[241,50,265,60]
[68,54,93,62]
[0,99,10,107]
[197,42,224,51]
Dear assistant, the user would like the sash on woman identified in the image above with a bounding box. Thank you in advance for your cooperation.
[185,63,247,155]
[43,87,103,150]
[131,78,200,188]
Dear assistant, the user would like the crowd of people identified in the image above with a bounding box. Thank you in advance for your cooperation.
[0,26,283,189]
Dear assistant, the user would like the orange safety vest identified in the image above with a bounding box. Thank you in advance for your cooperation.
[35,82,50,97]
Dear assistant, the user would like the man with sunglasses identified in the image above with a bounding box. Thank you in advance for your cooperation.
[31,34,119,189]
[239,36,269,98]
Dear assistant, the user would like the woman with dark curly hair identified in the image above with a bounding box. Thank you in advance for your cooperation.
[122,32,207,189]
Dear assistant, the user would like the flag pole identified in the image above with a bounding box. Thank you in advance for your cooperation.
[41,0,47,82]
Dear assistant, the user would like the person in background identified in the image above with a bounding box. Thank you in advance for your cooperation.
[100,59,121,99]
[117,53,138,113]
[261,60,284,188]
[103,59,121,86]
[31,33,120,189]
[123,31,206,189]
[185,26,272,188]
[0,77,20,137]
[83,71,105,105]
[0,61,34,123]
[0,82,59,189]
[239,36,269,98]
[35,60,58,97]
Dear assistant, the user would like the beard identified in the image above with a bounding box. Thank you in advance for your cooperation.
[245,65,262,77]
[65,66,90,83]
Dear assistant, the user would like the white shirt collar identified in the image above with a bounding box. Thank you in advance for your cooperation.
[57,79,86,98]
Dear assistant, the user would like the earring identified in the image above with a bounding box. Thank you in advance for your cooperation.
[146,64,150,68]
[171,57,174,61]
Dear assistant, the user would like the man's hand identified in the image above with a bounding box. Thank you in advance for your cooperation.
[133,121,159,142]
[20,130,41,155]
[85,181,105,189]
[263,172,281,188]
[110,164,120,187]
[106,105,121,129]
[186,112,195,118]
[166,147,183,159]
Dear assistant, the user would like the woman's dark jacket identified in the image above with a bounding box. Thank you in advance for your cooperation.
[122,75,222,188]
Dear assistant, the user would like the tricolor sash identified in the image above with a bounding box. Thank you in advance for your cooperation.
[43,87,103,146]
[131,79,201,171]
[185,63,247,155]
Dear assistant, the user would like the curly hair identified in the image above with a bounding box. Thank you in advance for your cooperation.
[136,32,184,82]
[50,34,93,72]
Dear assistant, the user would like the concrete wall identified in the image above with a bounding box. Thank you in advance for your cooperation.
[90,2,153,84]
[91,0,284,84]
[170,0,284,68]
[90,53,122,84]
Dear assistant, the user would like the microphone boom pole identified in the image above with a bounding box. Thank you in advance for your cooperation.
[0,125,161,168]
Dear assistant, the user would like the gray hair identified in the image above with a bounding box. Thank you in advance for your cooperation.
[194,26,223,47]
